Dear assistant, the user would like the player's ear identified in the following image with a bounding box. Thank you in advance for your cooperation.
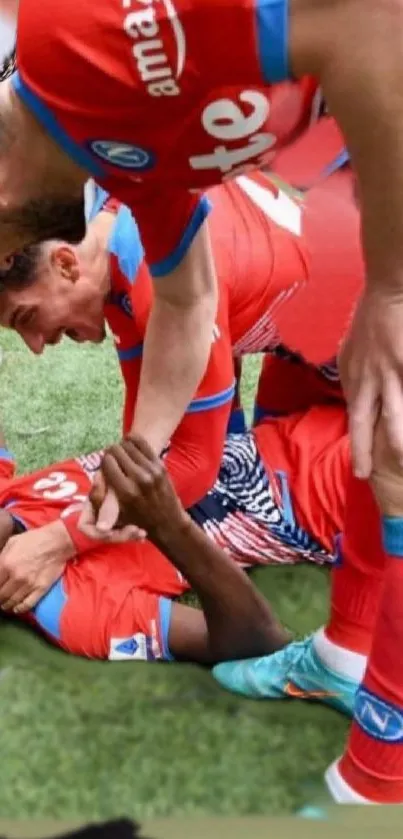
[50,245,80,284]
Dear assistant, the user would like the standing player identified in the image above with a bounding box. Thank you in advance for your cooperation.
[0,1,403,534]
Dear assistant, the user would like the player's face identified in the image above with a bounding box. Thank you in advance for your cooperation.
[0,264,106,354]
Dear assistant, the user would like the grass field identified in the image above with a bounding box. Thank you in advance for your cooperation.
[0,330,349,819]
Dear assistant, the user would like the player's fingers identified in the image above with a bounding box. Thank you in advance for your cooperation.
[381,369,403,469]
[122,438,163,481]
[124,432,158,462]
[98,524,147,544]
[348,372,379,479]
[0,581,31,612]
[13,589,43,614]
[90,470,107,513]
[95,486,121,533]
[78,499,106,541]
[104,444,152,486]
[101,451,134,494]
[0,563,10,588]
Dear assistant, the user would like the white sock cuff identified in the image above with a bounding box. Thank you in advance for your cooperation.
[313,627,367,682]
[325,758,374,805]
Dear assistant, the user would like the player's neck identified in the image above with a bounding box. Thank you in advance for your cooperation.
[81,211,115,299]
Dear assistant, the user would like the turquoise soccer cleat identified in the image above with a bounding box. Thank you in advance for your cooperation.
[212,635,358,716]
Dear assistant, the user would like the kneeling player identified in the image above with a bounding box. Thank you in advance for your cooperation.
[214,410,403,805]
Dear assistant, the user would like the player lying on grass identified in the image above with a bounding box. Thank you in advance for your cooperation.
[0,428,289,663]
[0,383,374,661]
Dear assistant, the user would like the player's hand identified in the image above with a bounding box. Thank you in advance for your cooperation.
[99,433,190,545]
[0,521,75,613]
[370,415,403,519]
[78,470,147,543]
[339,287,403,480]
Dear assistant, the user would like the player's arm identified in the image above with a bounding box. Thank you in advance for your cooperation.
[131,221,218,455]
[292,0,403,474]
[117,245,234,505]
[162,300,235,507]
[98,435,289,663]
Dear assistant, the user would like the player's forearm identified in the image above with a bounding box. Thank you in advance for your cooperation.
[154,517,288,661]
[294,0,403,291]
[40,520,77,562]
[163,406,230,508]
[131,228,218,454]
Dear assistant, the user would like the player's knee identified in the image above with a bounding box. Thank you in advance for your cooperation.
[371,418,403,517]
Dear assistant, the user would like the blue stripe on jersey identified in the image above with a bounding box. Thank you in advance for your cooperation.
[186,382,235,414]
[32,578,67,641]
[87,184,110,223]
[159,597,175,661]
[0,448,14,462]
[150,197,212,278]
[108,205,144,285]
[255,0,290,84]
[12,73,105,177]
[118,343,143,362]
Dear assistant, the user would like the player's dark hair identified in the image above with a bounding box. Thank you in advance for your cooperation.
[0,46,16,83]
[0,45,17,152]
[0,245,43,292]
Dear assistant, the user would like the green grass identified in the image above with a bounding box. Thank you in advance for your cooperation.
[0,332,348,819]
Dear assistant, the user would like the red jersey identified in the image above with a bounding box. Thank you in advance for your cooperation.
[15,0,319,274]
[0,450,185,660]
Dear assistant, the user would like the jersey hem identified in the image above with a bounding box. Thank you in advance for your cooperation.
[150,196,212,278]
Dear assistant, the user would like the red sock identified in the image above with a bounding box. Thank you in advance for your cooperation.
[326,470,386,656]
[339,533,403,803]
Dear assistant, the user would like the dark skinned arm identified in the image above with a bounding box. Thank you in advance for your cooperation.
[96,435,289,664]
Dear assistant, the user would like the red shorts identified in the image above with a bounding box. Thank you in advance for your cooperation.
[254,404,350,555]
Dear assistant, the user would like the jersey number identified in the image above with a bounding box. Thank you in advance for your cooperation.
[33,471,86,503]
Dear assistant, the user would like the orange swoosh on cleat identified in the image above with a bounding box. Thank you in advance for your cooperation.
[284,682,340,699]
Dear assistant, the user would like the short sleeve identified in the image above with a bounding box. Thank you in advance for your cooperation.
[133,189,212,278]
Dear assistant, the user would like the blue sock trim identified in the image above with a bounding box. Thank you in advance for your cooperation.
[382,516,403,557]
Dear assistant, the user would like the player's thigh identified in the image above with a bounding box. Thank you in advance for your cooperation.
[291,405,350,548]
